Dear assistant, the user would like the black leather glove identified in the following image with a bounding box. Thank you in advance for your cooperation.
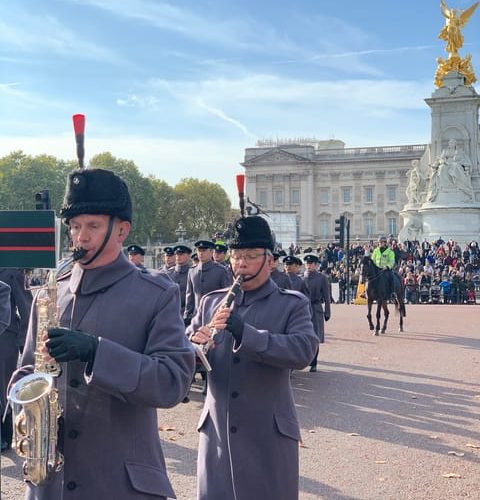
[225,312,244,343]
[183,317,192,327]
[47,327,98,364]
[324,314,330,322]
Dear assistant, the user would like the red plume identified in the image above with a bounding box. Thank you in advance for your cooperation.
[236,174,245,194]
[72,114,86,135]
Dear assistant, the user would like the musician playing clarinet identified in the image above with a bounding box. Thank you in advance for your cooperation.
[188,213,317,500]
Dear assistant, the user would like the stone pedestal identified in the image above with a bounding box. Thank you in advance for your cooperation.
[399,71,480,243]
[419,203,480,245]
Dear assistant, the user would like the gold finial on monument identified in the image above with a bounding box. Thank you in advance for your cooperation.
[434,0,479,88]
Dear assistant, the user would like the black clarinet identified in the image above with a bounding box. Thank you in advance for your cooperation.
[195,274,244,372]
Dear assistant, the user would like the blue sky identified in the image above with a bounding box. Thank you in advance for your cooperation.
[1,0,479,200]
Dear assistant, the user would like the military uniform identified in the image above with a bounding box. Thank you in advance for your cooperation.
[188,215,317,500]
[0,281,10,333]
[0,269,32,451]
[303,259,331,344]
[10,168,195,499]
[170,244,193,315]
[189,279,317,500]
[270,268,292,289]
[184,249,232,322]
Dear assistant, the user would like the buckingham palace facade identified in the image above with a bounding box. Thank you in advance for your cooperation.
[241,139,427,246]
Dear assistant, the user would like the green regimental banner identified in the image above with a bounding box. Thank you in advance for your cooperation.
[0,211,57,268]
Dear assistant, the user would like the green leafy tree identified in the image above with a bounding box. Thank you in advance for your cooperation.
[0,151,72,211]
[174,178,231,239]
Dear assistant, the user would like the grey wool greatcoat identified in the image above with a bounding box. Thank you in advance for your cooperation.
[187,278,318,500]
[0,280,11,335]
[270,268,292,289]
[303,270,331,343]
[184,260,232,321]
[11,253,196,500]
[0,269,32,416]
[169,263,191,315]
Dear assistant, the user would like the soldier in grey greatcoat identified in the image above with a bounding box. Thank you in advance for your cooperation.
[184,240,232,325]
[270,252,292,289]
[127,244,147,271]
[188,215,317,500]
[303,254,331,372]
[0,269,32,452]
[10,168,195,499]
[160,246,175,273]
[212,243,229,267]
[283,256,309,297]
[170,244,192,316]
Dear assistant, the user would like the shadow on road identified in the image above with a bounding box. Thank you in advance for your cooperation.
[292,367,480,464]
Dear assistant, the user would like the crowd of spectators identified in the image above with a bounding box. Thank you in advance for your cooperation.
[287,238,480,305]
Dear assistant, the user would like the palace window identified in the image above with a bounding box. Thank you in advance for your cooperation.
[291,189,300,205]
[274,190,284,207]
[364,217,374,237]
[387,185,397,202]
[342,187,351,204]
[258,190,267,207]
[388,217,397,236]
[364,186,374,203]
[319,189,329,205]
[319,219,329,237]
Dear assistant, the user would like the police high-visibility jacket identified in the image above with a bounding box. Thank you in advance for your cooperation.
[371,246,395,269]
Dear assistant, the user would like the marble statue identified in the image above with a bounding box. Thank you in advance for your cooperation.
[427,139,474,202]
[406,162,421,205]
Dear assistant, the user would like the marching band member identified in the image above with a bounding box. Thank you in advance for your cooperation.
[188,214,317,500]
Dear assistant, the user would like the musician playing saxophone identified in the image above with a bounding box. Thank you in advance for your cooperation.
[188,214,317,500]
[10,168,195,500]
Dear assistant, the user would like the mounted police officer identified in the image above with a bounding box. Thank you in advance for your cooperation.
[127,244,146,270]
[188,215,317,500]
[371,235,395,297]
[184,240,232,326]
[303,254,331,372]
[0,269,32,452]
[10,168,195,499]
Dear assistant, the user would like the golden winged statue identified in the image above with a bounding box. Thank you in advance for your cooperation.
[435,0,479,87]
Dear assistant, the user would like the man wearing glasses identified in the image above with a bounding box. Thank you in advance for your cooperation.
[188,215,317,500]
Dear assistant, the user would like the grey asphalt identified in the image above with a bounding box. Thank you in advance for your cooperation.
[1,304,479,499]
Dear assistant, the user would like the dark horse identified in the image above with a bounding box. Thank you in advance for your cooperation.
[361,256,406,335]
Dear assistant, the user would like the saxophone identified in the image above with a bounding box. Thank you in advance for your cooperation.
[8,249,85,485]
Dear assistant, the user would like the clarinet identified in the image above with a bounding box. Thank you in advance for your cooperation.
[194,274,244,372]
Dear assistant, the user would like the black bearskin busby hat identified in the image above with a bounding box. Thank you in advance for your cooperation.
[228,215,275,251]
[60,168,132,222]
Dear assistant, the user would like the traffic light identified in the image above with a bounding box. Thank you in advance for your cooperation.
[35,190,51,210]
[334,215,345,248]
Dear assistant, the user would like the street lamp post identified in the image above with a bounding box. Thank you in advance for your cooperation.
[175,222,187,243]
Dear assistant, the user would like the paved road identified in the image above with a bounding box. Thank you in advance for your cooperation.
[1,304,479,499]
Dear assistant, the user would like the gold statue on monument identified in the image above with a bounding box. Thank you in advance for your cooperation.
[435,0,479,87]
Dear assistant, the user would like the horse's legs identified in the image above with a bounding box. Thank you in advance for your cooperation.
[375,302,382,335]
[367,300,375,331]
[398,297,405,333]
[381,301,389,333]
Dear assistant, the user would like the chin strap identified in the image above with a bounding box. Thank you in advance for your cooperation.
[77,216,115,266]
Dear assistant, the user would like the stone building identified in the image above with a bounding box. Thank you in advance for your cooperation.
[241,139,427,246]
